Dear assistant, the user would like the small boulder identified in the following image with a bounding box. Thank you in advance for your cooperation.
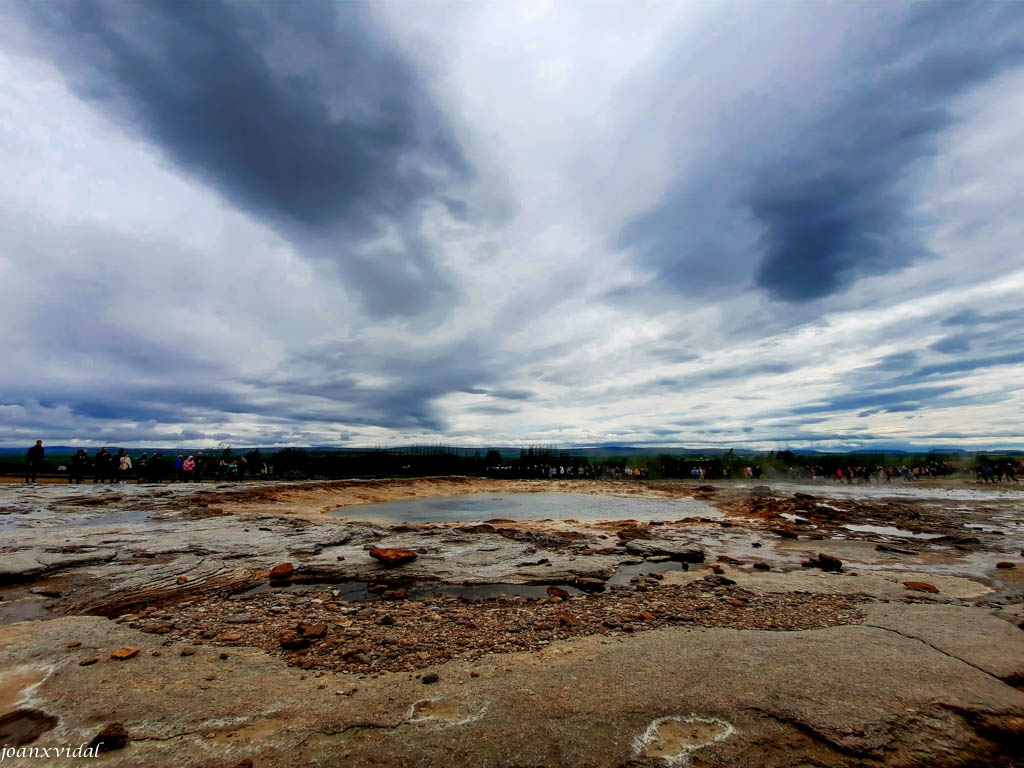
[802,553,842,572]
[110,647,140,661]
[88,722,129,752]
[546,585,570,600]
[574,577,607,592]
[753,562,771,571]
[79,657,100,666]
[369,547,419,566]
[278,630,310,650]
[904,581,939,593]
[269,563,294,581]
[771,527,799,539]
[996,562,1016,569]
[296,622,328,639]
[702,574,737,587]
[422,672,439,684]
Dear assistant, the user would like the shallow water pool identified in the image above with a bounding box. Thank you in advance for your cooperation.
[329,492,719,524]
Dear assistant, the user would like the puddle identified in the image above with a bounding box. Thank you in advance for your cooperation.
[329,492,720,524]
[844,524,943,540]
[964,524,1009,534]
[634,715,734,764]
[607,560,687,587]
[0,599,53,625]
[408,697,488,725]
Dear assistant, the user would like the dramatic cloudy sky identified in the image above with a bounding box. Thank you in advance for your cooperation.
[1,1,1022,450]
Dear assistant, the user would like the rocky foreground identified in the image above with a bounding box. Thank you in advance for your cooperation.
[1,477,1023,767]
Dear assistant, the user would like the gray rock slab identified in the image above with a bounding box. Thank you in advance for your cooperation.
[3,614,1022,768]
[863,602,1024,682]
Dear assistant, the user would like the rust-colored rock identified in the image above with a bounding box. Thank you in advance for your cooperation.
[771,527,799,539]
[297,622,328,639]
[384,587,408,600]
[110,647,140,661]
[269,562,294,580]
[219,632,243,642]
[546,585,570,600]
[88,722,129,752]
[904,581,939,593]
[996,562,1016,569]
[66,640,82,648]
[558,613,579,626]
[369,547,419,566]
[176,576,188,584]
[710,564,725,575]
[574,577,606,592]
[278,630,310,650]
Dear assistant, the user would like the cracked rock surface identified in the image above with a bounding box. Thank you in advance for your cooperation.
[1,477,1023,766]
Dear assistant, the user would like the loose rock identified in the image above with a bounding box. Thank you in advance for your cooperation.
[88,722,130,752]
[369,547,419,566]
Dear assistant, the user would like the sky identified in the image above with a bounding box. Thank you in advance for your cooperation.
[1,1,1022,451]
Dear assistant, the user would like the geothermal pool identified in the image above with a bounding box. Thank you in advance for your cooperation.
[329,491,721,524]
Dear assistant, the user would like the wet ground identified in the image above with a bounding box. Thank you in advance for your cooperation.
[1,477,1023,766]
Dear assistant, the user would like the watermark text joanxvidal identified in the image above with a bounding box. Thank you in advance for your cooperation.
[1,744,102,761]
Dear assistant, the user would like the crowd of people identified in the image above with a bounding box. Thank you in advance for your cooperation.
[23,441,265,484]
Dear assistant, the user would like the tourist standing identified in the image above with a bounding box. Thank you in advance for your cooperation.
[183,455,196,482]
[149,453,166,484]
[70,449,88,484]
[25,440,44,483]
[94,447,113,483]
[136,453,148,483]
[117,449,132,483]
[195,451,205,483]
[173,455,184,482]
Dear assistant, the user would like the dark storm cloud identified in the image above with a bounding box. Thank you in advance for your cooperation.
[790,385,960,416]
[621,3,1024,303]
[26,0,469,318]
[908,351,1024,380]
[929,335,972,354]
[650,361,796,393]
[940,308,1024,329]
[265,339,504,432]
